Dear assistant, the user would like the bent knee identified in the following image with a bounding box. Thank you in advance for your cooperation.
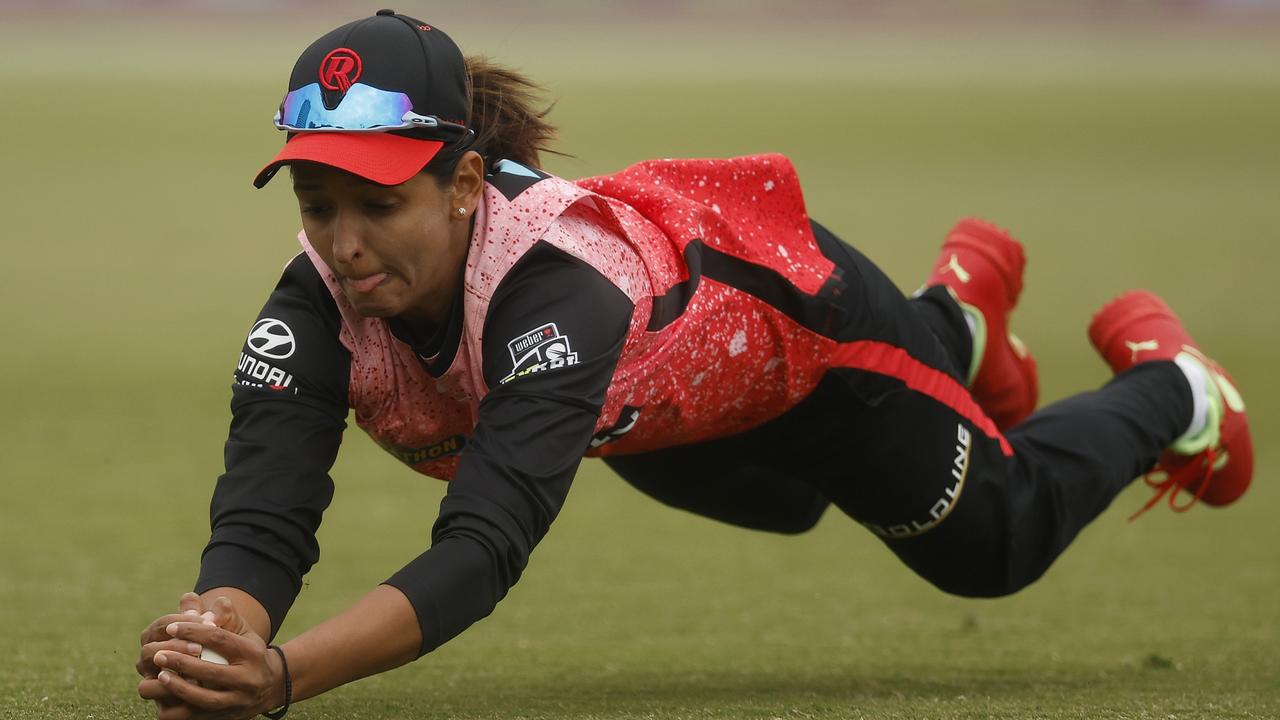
[676,495,829,535]
[919,568,1030,599]
[886,532,1047,599]
[760,499,828,535]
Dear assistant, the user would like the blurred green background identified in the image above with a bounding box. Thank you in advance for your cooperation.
[1,2,1277,718]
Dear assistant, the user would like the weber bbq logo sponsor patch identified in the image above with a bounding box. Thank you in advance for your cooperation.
[499,322,579,385]
[247,318,296,360]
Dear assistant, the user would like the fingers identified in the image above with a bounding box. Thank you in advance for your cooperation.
[135,594,213,717]
[141,613,202,647]
[165,620,258,659]
[209,596,243,634]
[154,649,233,689]
[138,638,204,678]
[140,592,204,647]
[149,627,273,719]
[139,619,205,679]
[142,685,196,720]
[154,665,234,713]
[178,592,204,616]
[156,703,195,720]
[156,703,194,720]
[139,678,189,719]
[138,677,176,701]
[158,620,262,673]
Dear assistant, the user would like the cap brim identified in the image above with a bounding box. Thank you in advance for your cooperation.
[253,132,446,188]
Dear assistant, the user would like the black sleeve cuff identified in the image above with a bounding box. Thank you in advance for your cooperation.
[194,543,302,640]
[383,536,503,657]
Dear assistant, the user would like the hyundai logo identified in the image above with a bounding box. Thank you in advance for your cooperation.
[247,318,296,360]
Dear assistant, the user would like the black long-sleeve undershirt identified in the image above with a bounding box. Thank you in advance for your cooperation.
[195,241,633,653]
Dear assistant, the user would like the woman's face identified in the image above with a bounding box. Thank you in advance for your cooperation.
[292,154,483,327]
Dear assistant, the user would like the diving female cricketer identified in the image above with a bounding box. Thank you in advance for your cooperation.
[135,10,1253,719]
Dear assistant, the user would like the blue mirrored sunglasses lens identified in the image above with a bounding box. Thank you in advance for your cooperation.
[278,83,414,130]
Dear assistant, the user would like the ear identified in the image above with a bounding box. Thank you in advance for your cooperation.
[449,151,485,221]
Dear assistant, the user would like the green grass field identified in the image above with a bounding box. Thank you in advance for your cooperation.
[2,9,1278,719]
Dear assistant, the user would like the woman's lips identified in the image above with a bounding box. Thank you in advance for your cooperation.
[346,272,388,294]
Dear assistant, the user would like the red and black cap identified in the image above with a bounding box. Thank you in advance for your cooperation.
[253,9,469,188]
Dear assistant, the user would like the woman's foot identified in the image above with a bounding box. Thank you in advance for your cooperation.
[1089,290,1252,513]
[925,218,1039,430]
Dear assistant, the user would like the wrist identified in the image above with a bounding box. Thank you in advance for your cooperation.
[262,644,292,718]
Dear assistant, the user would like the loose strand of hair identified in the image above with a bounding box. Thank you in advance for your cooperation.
[464,55,565,170]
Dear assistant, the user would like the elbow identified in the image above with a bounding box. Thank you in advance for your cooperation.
[434,522,530,596]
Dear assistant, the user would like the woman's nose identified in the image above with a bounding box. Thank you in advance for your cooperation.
[332,210,362,264]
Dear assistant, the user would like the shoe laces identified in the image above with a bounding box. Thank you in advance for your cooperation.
[1127,445,1217,521]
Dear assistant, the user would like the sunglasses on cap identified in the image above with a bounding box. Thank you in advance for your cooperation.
[273,82,471,139]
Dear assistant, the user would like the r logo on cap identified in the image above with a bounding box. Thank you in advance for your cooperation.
[319,48,363,92]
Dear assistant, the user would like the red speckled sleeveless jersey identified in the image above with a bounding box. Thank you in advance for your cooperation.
[299,153,843,480]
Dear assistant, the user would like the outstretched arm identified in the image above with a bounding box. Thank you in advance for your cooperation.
[140,228,635,717]
[137,254,351,715]
[145,585,418,717]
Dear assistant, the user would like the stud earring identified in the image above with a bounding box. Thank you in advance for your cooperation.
[456,208,467,216]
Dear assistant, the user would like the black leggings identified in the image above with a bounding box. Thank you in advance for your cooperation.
[605,223,1191,598]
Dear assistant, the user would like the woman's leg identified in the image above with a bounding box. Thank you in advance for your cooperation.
[603,418,832,535]
[604,219,1242,597]
[908,284,972,381]
[813,361,1189,596]
[808,220,1196,596]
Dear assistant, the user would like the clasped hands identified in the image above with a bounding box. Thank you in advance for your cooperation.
[137,592,285,720]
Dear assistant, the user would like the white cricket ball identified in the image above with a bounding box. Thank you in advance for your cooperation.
[198,612,229,665]
[200,647,229,665]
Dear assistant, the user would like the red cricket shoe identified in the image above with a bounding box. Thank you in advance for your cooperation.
[925,218,1038,429]
[1088,290,1253,518]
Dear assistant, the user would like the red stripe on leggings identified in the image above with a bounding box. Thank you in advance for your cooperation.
[829,341,1014,457]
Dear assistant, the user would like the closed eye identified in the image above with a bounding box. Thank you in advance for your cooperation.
[365,200,399,213]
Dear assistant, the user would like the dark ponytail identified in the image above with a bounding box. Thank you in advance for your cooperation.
[426,56,560,181]
[465,56,560,169]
